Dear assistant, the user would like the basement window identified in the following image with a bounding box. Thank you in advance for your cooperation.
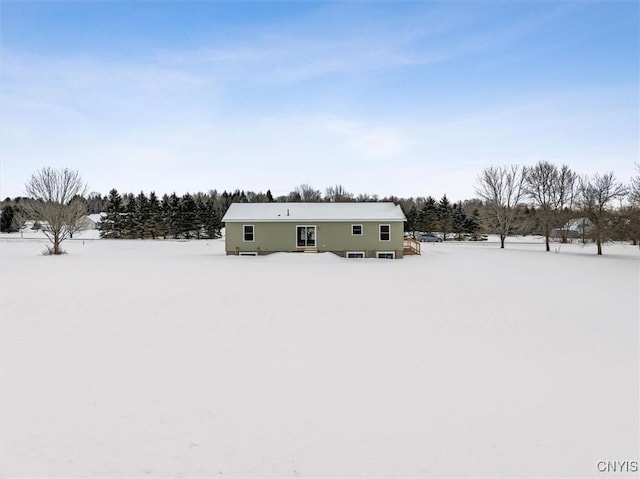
[377,252,395,259]
[346,251,365,259]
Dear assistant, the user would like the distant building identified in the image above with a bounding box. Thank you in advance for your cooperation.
[221,202,412,258]
[551,217,594,239]
[80,213,106,230]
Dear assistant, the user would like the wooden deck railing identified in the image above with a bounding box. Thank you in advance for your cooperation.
[403,237,421,255]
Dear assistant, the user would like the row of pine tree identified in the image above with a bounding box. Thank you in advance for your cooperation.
[404,195,482,239]
[96,188,484,241]
[99,189,226,239]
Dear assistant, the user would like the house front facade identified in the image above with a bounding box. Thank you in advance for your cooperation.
[222,202,407,258]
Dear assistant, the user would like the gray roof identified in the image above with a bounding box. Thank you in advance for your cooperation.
[86,213,107,223]
[222,202,406,223]
[564,217,594,232]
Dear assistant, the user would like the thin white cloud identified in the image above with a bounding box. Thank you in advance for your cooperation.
[148,3,570,87]
[1,3,636,201]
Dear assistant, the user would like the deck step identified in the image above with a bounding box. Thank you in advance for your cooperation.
[403,238,422,255]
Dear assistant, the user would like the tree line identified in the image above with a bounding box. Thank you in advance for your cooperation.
[403,195,482,240]
[474,162,638,255]
[1,163,639,255]
[98,189,222,240]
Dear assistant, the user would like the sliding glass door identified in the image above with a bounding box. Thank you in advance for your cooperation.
[296,225,316,248]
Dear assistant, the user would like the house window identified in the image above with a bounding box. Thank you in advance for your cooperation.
[377,252,395,259]
[379,224,390,241]
[351,224,363,236]
[346,251,365,259]
[243,225,254,242]
[238,252,258,256]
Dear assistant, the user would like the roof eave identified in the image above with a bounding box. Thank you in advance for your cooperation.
[222,218,406,223]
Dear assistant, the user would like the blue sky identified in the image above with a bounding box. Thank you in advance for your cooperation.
[1,0,638,201]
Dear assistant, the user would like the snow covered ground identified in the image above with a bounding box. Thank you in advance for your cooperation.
[1,234,638,478]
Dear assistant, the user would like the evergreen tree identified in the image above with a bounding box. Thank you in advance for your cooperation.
[202,197,221,238]
[168,193,180,239]
[134,191,150,239]
[266,189,274,202]
[406,204,419,234]
[86,192,106,214]
[464,209,481,238]
[147,191,161,239]
[221,191,233,212]
[194,195,207,239]
[0,205,16,232]
[451,202,467,240]
[180,193,197,239]
[420,196,438,233]
[160,194,171,239]
[437,195,452,240]
[99,188,124,238]
[123,195,138,238]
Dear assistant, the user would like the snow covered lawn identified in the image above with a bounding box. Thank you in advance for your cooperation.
[1,237,638,477]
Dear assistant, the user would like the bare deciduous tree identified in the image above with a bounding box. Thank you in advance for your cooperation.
[24,167,88,255]
[355,193,378,202]
[525,162,578,251]
[630,163,640,205]
[578,172,627,255]
[629,164,640,247]
[65,200,91,239]
[289,183,322,202]
[475,165,526,248]
[11,208,27,239]
[325,184,353,202]
[556,165,579,243]
[524,161,557,251]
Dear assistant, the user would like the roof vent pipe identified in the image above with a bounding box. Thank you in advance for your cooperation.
[287,209,290,216]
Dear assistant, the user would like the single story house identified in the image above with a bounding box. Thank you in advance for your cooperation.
[551,217,594,239]
[80,213,106,230]
[221,202,408,258]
